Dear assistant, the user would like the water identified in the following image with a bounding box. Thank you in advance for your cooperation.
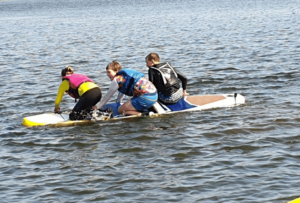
[1,0,300,202]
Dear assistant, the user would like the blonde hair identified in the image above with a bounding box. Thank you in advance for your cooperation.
[61,66,74,76]
[106,61,122,72]
[145,53,160,63]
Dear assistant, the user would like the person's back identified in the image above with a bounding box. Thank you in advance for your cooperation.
[145,53,188,104]
[55,66,102,120]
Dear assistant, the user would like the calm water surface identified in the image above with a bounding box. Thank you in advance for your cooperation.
[0,0,300,202]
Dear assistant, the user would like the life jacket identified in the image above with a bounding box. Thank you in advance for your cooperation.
[116,69,144,96]
[63,73,93,98]
[149,62,180,97]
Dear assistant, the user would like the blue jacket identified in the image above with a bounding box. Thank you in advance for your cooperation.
[116,69,144,96]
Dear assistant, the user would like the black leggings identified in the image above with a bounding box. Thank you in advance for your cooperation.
[71,87,102,116]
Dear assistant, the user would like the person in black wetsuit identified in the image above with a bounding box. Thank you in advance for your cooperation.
[145,53,189,104]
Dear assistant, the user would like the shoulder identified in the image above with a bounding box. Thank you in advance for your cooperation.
[61,79,69,84]
[165,61,175,68]
[114,75,125,83]
[118,69,134,75]
[60,80,69,90]
[149,67,160,74]
[110,78,119,87]
[149,66,159,71]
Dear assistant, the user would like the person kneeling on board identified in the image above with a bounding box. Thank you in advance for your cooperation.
[54,66,102,120]
[145,53,189,105]
[93,61,157,116]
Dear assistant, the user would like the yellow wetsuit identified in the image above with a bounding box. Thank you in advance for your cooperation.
[55,80,99,108]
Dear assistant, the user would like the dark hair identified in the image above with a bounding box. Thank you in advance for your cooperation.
[61,66,74,76]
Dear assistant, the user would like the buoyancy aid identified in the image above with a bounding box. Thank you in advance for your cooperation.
[149,62,180,97]
[116,69,144,96]
[63,73,94,98]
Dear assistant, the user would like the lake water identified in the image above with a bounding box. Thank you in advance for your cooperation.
[1,0,300,202]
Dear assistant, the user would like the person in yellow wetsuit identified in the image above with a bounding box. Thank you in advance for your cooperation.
[54,66,102,120]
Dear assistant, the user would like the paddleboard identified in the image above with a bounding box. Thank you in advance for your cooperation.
[22,93,246,127]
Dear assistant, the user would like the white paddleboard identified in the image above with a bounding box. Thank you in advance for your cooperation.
[22,93,246,127]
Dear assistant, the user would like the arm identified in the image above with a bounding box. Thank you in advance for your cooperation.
[174,68,189,96]
[148,68,161,89]
[95,78,119,109]
[148,69,154,83]
[116,92,125,103]
[54,80,69,112]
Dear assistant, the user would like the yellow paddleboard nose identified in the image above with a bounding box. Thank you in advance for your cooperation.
[22,117,47,127]
[289,197,300,203]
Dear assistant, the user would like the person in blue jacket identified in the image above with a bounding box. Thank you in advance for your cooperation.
[94,61,157,116]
